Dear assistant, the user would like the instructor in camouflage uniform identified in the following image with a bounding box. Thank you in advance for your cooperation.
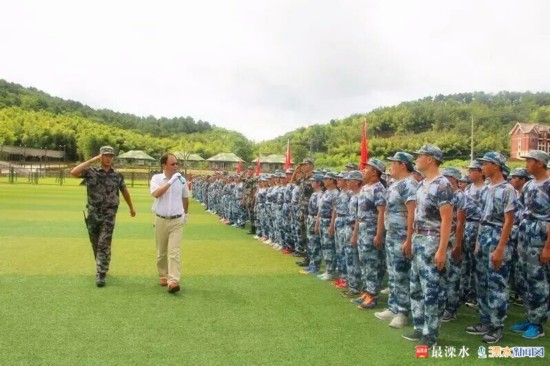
[70,146,136,287]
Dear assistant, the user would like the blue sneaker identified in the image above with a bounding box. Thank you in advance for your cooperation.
[510,320,531,333]
[308,266,320,274]
[523,324,545,340]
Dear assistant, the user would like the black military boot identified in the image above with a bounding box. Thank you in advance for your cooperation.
[96,272,106,287]
[247,226,256,235]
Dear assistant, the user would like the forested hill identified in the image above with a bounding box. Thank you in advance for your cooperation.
[258,91,550,167]
[0,79,213,137]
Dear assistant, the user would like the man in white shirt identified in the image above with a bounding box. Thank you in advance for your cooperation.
[150,153,190,294]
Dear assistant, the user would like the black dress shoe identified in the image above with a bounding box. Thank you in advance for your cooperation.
[296,260,309,267]
[96,273,106,287]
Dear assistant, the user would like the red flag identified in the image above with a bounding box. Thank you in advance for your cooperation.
[255,156,261,176]
[284,139,292,169]
[359,119,369,169]
[236,160,242,174]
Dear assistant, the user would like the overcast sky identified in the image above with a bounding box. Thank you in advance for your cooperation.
[2,0,549,141]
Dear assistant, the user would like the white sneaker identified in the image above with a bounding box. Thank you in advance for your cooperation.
[389,314,408,329]
[265,239,272,244]
[380,287,390,295]
[253,235,260,240]
[374,308,396,321]
[318,272,334,281]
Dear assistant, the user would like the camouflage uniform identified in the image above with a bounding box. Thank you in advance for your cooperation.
[461,183,485,302]
[297,173,314,254]
[283,182,295,250]
[476,180,516,331]
[319,187,339,274]
[344,190,362,293]
[385,176,417,316]
[82,166,127,276]
[357,181,387,296]
[410,174,453,344]
[307,189,323,268]
[243,175,257,232]
[256,184,267,237]
[334,188,352,277]
[518,176,550,327]
[290,183,302,250]
[445,183,465,316]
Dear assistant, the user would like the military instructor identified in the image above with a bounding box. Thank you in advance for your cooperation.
[70,146,136,287]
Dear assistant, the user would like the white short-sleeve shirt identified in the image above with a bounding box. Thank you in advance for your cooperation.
[150,173,190,216]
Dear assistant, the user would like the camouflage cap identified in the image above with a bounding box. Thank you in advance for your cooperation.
[467,160,483,170]
[299,157,314,165]
[366,158,386,173]
[285,168,295,174]
[476,151,506,168]
[336,171,348,179]
[345,170,363,181]
[323,171,338,180]
[345,162,358,169]
[442,167,462,180]
[99,146,115,155]
[510,168,530,179]
[502,164,511,178]
[521,150,550,166]
[412,144,443,162]
[309,173,324,182]
[459,175,471,183]
[387,152,415,165]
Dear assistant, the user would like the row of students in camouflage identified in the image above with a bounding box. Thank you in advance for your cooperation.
[191,148,550,347]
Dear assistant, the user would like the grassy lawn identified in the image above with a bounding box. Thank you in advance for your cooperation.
[0,180,548,365]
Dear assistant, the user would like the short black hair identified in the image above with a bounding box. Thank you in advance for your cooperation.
[160,153,176,167]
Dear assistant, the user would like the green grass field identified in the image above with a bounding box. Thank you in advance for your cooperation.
[0,180,548,365]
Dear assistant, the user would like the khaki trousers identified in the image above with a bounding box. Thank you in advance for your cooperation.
[155,216,183,283]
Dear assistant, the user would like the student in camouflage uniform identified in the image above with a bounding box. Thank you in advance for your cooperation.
[315,172,339,280]
[511,150,550,340]
[294,158,314,263]
[402,144,453,347]
[465,152,516,344]
[254,177,268,240]
[300,173,324,274]
[331,171,351,287]
[281,168,295,253]
[441,167,465,322]
[243,166,257,234]
[459,161,485,308]
[70,146,136,287]
[508,167,531,306]
[290,171,303,254]
[339,171,363,297]
[352,158,387,310]
[375,152,417,329]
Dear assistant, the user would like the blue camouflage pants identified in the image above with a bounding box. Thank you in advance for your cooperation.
[385,232,411,316]
[410,234,447,342]
[343,225,362,293]
[445,235,462,314]
[461,221,478,301]
[319,218,336,273]
[306,215,321,268]
[357,222,385,295]
[475,225,512,329]
[292,206,305,254]
[334,217,348,277]
[519,219,550,325]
